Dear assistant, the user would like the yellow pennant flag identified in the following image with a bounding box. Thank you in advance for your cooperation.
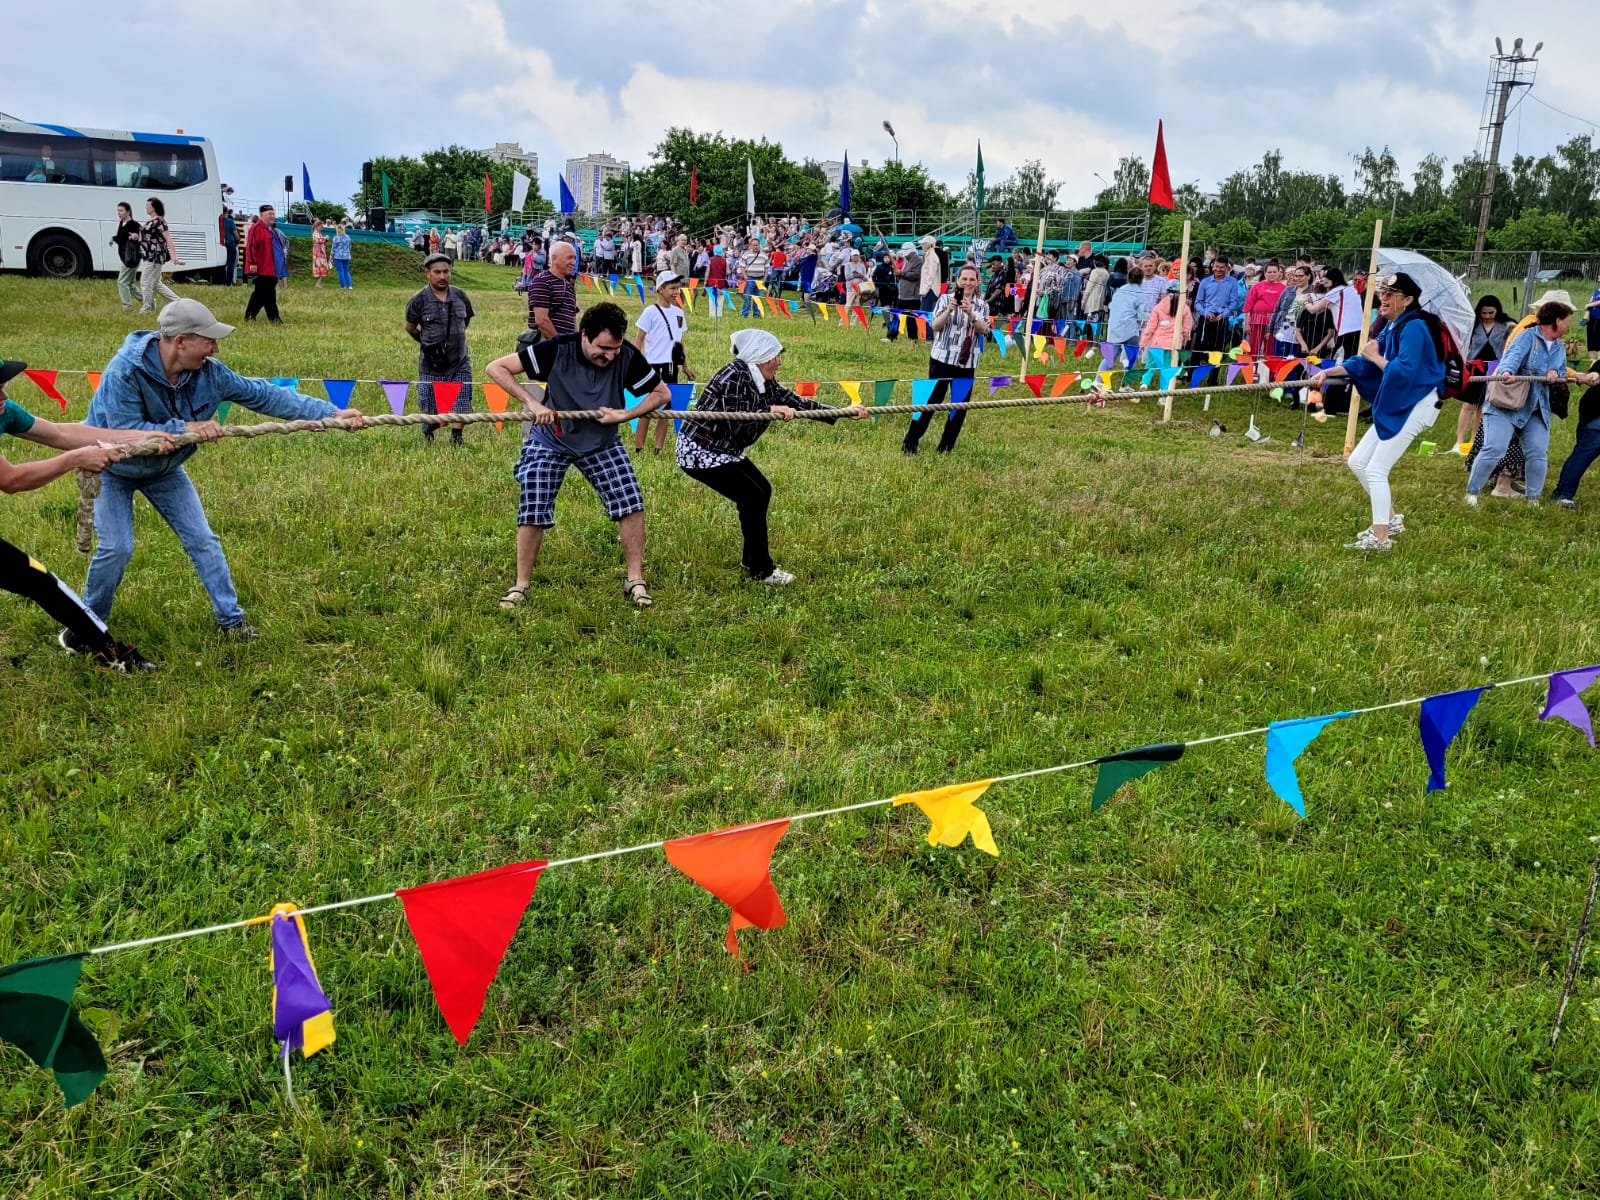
[817,302,830,322]
[1207,351,1223,366]
[838,381,863,406]
[1097,370,1115,389]
[893,780,999,857]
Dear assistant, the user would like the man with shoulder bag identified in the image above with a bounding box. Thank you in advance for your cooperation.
[405,254,476,445]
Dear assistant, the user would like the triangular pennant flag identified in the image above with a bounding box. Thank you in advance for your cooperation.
[911,378,938,408]
[946,378,972,406]
[816,301,830,322]
[666,382,694,434]
[86,371,101,394]
[1207,351,1223,366]
[1159,368,1180,391]
[1091,743,1186,812]
[270,377,299,392]
[1225,364,1242,386]
[1264,713,1351,817]
[1097,371,1115,390]
[22,369,66,413]
[1273,358,1304,383]
[1540,665,1600,747]
[1023,375,1045,398]
[1099,341,1117,364]
[1123,344,1139,369]
[429,382,463,421]
[1418,688,1488,793]
[992,330,1009,357]
[989,375,1013,395]
[1140,367,1156,389]
[838,381,863,407]
[795,382,819,398]
[322,379,356,411]
[1263,356,1287,380]
[379,380,410,416]
[1050,372,1080,396]
[1052,337,1067,361]
[1192,364,1214,388]
[852,306,870,329]
[893,780,999,856]
[914,316,929,340]
[872,380,896,407]
[0,954,107,1107]
[664,819,791,955]
[268,906,334,1059]
[397,861,548,1045]
[215,401,232,425]
[482,381,510,431]
[1239,363,1255,385]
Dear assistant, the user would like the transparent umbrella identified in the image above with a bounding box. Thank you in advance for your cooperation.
[1375,248,1472,347]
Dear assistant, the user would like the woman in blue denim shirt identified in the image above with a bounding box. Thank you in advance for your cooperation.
[1467,299,1598,505]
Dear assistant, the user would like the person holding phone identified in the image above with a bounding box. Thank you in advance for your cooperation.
[902,263,990,455]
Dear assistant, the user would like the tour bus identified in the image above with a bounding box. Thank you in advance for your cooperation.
[0,116,225,278]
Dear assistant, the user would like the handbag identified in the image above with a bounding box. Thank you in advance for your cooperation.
[1550,381,1570,420]
[119,233,141,269]
[1486,375,1529,412]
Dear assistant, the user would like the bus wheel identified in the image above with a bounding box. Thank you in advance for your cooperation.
[29,231,91,279]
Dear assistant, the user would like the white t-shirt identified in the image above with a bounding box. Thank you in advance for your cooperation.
[637,303,685,366]
[1331,284,1364,335]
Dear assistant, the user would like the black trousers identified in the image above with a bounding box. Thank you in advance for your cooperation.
[244,275,280,322]
[0,535,113,653]
[902,357,974,454]
[681,457,775,578]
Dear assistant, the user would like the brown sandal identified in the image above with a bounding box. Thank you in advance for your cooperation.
[623,578,653,609]
[499,585,530,610]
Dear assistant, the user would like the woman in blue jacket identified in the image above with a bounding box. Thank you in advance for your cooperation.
[1310,272,1444,552]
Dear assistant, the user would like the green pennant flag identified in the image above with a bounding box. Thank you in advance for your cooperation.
[0,955,108,1107]
[975,141,985,218]
[381,171,392,209]
[1090,742,1186,812]
[215,401,231,426]
[872,380,896,407]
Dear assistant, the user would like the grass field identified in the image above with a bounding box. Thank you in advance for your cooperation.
[3,259,1600,1199]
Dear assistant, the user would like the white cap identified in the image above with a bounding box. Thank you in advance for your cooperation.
[656,270,682,286]
[157,299,235,340]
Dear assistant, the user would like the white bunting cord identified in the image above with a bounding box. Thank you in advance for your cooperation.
[75,668,1575,962]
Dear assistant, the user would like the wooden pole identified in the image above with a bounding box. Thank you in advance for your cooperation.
[1163,219,1191,424]
[1022,218,1048,362]
[1551,841,1600,1049]
[1342,219,1384,457]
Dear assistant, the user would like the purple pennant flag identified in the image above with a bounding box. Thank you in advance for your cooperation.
[1418,687,1488,792]
[379,381,409,417]
[322,379,357,410]
[989,375,1013,395]
[1226,363,1242,385]
[1099,341,1116,364]
[1540,665,1600,746]
[270,913,331,1051]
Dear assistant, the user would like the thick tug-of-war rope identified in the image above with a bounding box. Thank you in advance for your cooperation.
[71,375,1550,554]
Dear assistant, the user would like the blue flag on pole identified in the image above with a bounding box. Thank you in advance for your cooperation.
[1264,712,1351,817]
[559,176,575,215]
[840,152,851,215]
[1418,687,1487,793]
[301,164,314,204]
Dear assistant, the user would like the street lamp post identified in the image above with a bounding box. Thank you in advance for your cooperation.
[882,120,898,163]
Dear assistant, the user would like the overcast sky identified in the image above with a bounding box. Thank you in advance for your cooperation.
[10,0,1597,213]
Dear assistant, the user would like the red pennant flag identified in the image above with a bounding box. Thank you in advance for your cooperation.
[1149,120,1175,210]
[664,819,790,955]
[851,306,869,329]
[484,172,492,215]
[23,369,66,413]
[430,381,463,418]
[795,382,818,398]
[86,371,102,394]
[1263,356,1287,380]
[689,165,698,206]
[1023,375,1046,398]
[1074,340,1089,358]
[397,860,547,1045]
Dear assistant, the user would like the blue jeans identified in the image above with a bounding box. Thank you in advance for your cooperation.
[1468,406,1551,498]
[739,280,759,317]
[86,468,245,627]
[1555,418,1600,501]
[334,258,352,288]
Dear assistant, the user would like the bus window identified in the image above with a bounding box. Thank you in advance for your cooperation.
[0,132,205,189]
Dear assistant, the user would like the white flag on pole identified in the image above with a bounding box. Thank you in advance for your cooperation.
[746,157,755,215]
[511,170,531,212]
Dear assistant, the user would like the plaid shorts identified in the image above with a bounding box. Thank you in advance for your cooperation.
[514,438,643,527]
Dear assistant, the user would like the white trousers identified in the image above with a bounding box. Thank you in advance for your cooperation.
[1348,394,1441,526]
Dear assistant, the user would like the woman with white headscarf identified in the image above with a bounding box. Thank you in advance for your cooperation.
[677,329,868,585]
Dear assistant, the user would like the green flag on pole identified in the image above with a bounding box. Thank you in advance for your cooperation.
[624,168,632,214]
[0,954,108,1107]
[381,171,392,209]
[975,141,985,219]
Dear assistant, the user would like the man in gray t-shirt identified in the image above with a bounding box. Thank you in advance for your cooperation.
[405,253,475,444]
[485,302,671,611]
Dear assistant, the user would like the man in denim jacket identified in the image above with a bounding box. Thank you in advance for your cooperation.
[79,300,363,642]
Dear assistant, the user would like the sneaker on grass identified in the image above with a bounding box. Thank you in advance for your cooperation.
[1388,513,1405,535]
[757,567,795,586]
[96,642,157,672]
[219,621,260,641]
[1344,529,1393,552]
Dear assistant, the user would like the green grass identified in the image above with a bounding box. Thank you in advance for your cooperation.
[3,265,1600,1199]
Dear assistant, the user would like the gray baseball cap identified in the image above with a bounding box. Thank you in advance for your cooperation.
[157,299,235,339]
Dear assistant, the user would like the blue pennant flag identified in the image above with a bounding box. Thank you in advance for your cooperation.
[1418,687,1488,793]
[911,378,938,408]
[271,377,300,392]
[839,151,851,215]
[1123,343,1139,369]
[1265,712,1351,817]
[1192,364,1214,388]
[665,382,694,434]
[322,379,356,410]
[301,163,315,204]
[1159,367,1180,390]
[950,378,974,406]
[559,175,575,214]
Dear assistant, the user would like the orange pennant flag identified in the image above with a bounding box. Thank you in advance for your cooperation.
[795,382,819,398]
[482,381,510,431]
[664,819,791,955]
[86,371,102,394]
[915,316,929,339]
[1049,372,1080,396]
[1273,358,1303,382]
[1052,337,1068,361]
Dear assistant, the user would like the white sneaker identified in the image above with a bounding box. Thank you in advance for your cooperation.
[1465,494,1479,508]
[757,567,795,586]
[1388,513,1405,536]
[1345,529,1393,552]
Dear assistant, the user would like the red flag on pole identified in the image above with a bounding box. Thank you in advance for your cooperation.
[1149,121,1175,211]
[689,165,698,206]
[484,173,492,215]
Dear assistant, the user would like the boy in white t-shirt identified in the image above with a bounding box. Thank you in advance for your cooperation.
[632,271,696,453]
